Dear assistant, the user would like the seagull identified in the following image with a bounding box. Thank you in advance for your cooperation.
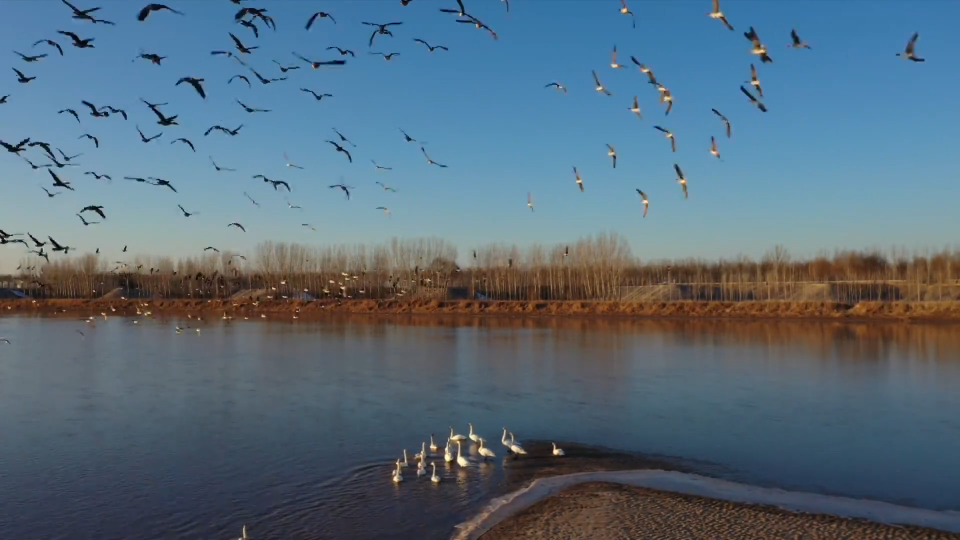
[283,152,304,169]
[744,26,773,63]
[228,74,251,87]
[545,82,567,93]
[747,64,764,98]
[264,178,290,192]
[708,0,734,31]
[629,96,642,118]
[243,192,260,207]
[710,136,722,160]
[712,109,731,138]
[306,11,336,29]
[740,85,767,112]
[632,57,659,86]
[228,222,247,232]
[896,32,924,62]
[326,46,355,57]
[249,67,286,85]
[619,0,636,28]
[136,125,162,143]
[78,134,99,147]
[573,166,584,192]
[176,77,206,99]
[229,32,258,55]
[660,88,674,115]
[13,68,35,84]
[210,157,236,172]
[370,51,400,60]
[606,144,617,168]
[59,109,81,123]
[592,70,612,96]
[421,146,447,168]
[300,88,332,101]
[292,52,346,69]
[14,51,47,63]
[376,206,391,217]
[653,125,676,152]
[134,51,166,65]
[41,186,61,198]
[413,39,448,52]
[33,39,64,56]
[80,205,106,219]
[789,28,810,49]
[171,138,195,152]
[399,128,417,143]
[361,21,402,47]
[48,169,75,191]
[178,205,198,217]
[332,128,356,147]
[326,140,352,163]
[137,4,184,21]
[237,19,259,38]
[329,183,352,200]
[57,30,95,48]
[237,99,270,113]
[77,213,100,226]
[376,182,396,192]
[150,178,177,192]
[674,163,688,200]
[371,160,392,171]
[527,192,534,212]
[636,189,649,217]
[85,171,110,181]
[286,201,302,210]
[610,45,625,69]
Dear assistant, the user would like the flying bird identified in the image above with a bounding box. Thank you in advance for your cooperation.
[265,178,290,192]
[236,99,271,113]
[329,183,352,200]
[326,140,353,163]
[421,147,447,168]
[81,100,108,117]
[376,206,391,217]
[708,0,734,31]
[636,189,649,217]
[610,45,625,69]
[747,64,764,98]
[171,138,195,152]
[57,30,95,48]
[619,0,636,28]
[710,136,721,160]
[57,149,82,162]
[376,181,396,192]
[272,60,300,73]
[228,74,251,87]
[789,28,810,49]
[300,88,333,101]
[77,213,100,226]
[370,51,400,60]
[606,144,617,168]
[362,21,402,47]
[413,39,448,52]
[136,125,162,143]
[306,11,336,29]
[178,205,198,217]
[674,163,688,200]
[653,125,676,152]
[14,51,47,63]
[573,166,584,192]
[286,201,302,210]
[148,178,177,192]
[13,68,36,84]
[545,82,567,93]
[60,109,81,123]
[332,128,356,147]
[137,4,184,21]
[740,85,767,112]
[176,77,206,99]
[80,205,106,219]
[85,171,111,181]
[629,96,642,118]
[203,246,219,252]
[33,39,64,56]
[237,19,259,38]
[243,192,259,207]
[592,70,612,96]
[896,32,924,62]
[41,186,61,198]
[205,124,242,136]
[326,46,355,57]
[249,67,285,85]
[371,160,392,171]
[399,128,417,142]
[48,169,75,191]
[744,26,773,63]
[712,109,731,138]
[229,33,258,54]
[144,101,178,126]
[283,152,304,169]
[228,222,246,232]
[210,157,236,172]
[134,52,166,65]
[292,52,346,69]
[527,192,534,212]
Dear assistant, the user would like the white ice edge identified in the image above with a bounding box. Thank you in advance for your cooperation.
[451,469,960,539]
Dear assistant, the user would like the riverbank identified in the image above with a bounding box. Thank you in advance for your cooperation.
[477,482,960,540]
[2,298,960,321]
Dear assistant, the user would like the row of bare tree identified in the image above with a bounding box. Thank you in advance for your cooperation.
[3,234,959,302]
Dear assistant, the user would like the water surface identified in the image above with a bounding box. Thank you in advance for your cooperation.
[1,316,958,539]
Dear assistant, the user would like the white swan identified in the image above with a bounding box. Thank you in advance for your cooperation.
[468,423,481,443]
[501,428,512,449]
[509,432,527,455]
[429,434,439,453]
[414,441,426,461]
[552,442,565,456]
[237,524,248,540]
[478,438,496,461]
[417,458,427,477]
[444,440,455,463]
[400,449,410,467]
[430,462,441,483]
[449,426,467,443]
[392,459,403,483]
[456,441,472,467]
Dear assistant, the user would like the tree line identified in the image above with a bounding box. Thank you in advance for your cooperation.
[3,234,958,303]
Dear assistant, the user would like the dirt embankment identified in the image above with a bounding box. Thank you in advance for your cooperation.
[2,298,960,321]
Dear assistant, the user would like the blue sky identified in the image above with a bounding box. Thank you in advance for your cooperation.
[1,0,958,272]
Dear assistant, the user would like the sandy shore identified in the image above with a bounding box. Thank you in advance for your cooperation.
[1,298,960,321]
[478,482,960,540]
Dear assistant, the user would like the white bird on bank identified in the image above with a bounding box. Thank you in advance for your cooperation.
[429,434,439,453]
[468,423,481,443]
[449,426,467,443]
[501,428,512,449]
[509,432,527,455]
[237,525,249,540]
[430,462,441,483]
[552,442,566,456]
[456,441,472,467]
[478,438,496,461]
[392,459,403,483]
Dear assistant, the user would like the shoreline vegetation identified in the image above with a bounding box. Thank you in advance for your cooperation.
[476,482,960,540]
[2,236,959,313]
[2,298,960,321]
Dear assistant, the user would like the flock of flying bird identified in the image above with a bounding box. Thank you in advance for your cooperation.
[0,0,929,273]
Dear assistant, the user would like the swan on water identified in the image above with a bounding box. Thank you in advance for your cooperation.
[509,432,527,455]
[501,428,512,449]
[449,426,467,443]
[400,449,410,467]
[417,458,427,477]
[444,440,455,463]
[237,525,248,540]
[552,442,566,456]
[430,462,441,483]
[429,434,439,453]
[468,423,481,443]
[392,459,403,483]
[478,438,496,461]
[414,441,426,461]
[456,440,472,467]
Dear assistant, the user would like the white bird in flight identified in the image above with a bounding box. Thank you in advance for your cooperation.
[283,152,304,169]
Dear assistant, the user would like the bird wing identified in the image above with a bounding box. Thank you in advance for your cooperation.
[592,70,601,86]
[674,163,684,178]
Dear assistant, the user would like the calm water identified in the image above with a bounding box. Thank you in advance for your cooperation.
[1,315,959,539]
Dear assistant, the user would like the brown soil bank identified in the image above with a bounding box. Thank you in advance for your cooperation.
[2,299,960,321]
[478,482,959,540]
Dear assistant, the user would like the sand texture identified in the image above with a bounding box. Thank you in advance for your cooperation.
[478,483,960,540]
[2,298,960,321]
